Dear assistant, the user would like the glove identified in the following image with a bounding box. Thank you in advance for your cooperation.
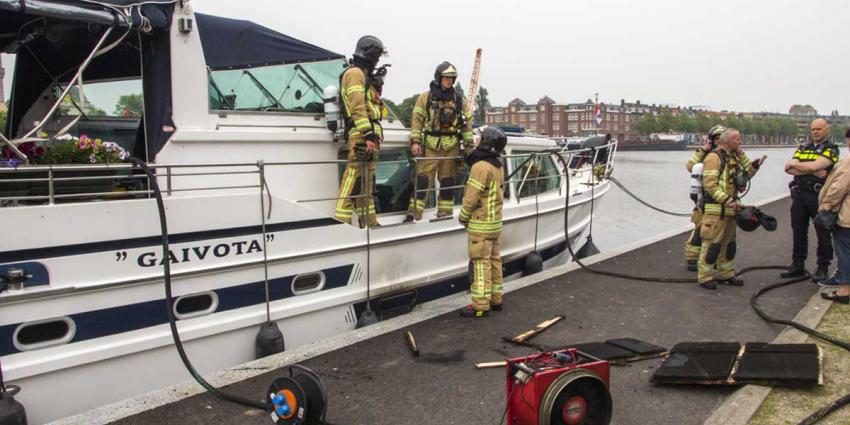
[814,210,838,233]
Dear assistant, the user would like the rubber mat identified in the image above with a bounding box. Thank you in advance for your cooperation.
[605,338,667,356]
[651,342,741,384]
[573,342,635,361]
[733,343,821,387]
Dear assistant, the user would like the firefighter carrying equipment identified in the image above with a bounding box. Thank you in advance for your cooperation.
[433,61,458,83]
[700,149,757,217]
[410,83,473,151]
[736,206,777,232]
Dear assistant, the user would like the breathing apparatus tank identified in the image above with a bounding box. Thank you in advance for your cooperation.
[689,162,704,203]
[323,85,342,140]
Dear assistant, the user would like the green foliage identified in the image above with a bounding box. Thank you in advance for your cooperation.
[636,114,658,134]
[386,94,419,128]
[454,82,465,100]
[634,111,799,138]
[0,109,5,134]
[114,93,143,117]
[474,86,491,126]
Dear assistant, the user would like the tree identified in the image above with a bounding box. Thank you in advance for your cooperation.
[389,94,420,128]
[114,93,143,117]
[636,113,658,135]
[0,109,5,134]
[656,111,675,132]
[454,82,465,100]
[474,86,491,126]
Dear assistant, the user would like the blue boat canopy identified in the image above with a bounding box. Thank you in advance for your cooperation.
[195,13,344,71]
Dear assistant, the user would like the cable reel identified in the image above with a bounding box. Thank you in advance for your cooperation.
[266,365,327,425]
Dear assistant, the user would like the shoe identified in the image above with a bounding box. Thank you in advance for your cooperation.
[459,305,490,318]
[686,260,698,272]
[818,275,844,287]
[718,277,744,286]
[435,212,453,219]
[491,303,503,312]
[699,281,717,290]
[812,265,829,283]
[403,215,415,223]
[780,262,808,278]
[820,291,850,304]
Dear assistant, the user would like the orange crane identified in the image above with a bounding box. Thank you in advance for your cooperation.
[467,48,482,116]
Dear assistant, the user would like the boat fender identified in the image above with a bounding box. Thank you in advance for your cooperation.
[255,321,285,359]
[323,85,342,140]
[689,163,704,203]
[524,251,543,276]
[0,386,27,425]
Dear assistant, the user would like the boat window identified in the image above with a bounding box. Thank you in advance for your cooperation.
[208,59,348,113]
[511,152,561,198]
[174,292,219,320]
[13,317,76,351]
[357,148,418,214]
[292,272,326,294]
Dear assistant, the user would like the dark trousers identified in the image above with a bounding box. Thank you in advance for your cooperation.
[790,190,833,266]
[833,225,850,283]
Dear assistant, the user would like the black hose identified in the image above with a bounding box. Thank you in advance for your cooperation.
[128,157,265,411]
[551,152,850,424]
[608,176,692,217]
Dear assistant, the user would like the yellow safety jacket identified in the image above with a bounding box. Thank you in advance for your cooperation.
[410,90,473,151]
[702,149,758,216]
[341,66,383,141]
[460,159,504,236]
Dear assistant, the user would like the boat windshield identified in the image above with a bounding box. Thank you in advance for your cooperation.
[208,59,348,113]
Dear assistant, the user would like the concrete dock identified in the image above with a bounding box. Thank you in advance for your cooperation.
[105,197,826,425]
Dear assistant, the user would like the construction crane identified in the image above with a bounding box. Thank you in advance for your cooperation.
[466,48,482,117]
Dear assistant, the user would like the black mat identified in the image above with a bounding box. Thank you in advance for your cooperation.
[606,338,667,356]
[733,343,821,387]
[652,342,741,384]
[573,342,635,361]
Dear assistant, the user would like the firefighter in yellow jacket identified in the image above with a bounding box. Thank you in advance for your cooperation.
[684,125,726,271]
[335,35,386,228]
[459,127,506,317]
[698,128,765,290]
[405,61,474,221]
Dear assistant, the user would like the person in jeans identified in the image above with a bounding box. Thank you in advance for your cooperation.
[816,128,850,304]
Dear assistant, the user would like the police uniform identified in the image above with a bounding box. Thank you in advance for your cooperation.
[698,149,758,286]
[406,65,474,220]
[789,140,840,269]
[335,65,384,228]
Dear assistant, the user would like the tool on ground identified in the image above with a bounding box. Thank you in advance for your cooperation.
[505,316,564,345]
[504,348,612,425]
[267,364,327,425]
[405,331,420,357]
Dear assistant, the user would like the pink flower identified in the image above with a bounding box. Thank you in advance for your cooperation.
[79,134,89,142]
[79,141,87,149]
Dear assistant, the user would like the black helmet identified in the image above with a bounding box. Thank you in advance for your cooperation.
[478,127,507,155]
[736,206,777,232]
[353,35,385,66]
[434,61,458,84]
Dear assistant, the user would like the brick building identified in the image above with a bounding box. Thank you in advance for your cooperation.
[485,96,653,142]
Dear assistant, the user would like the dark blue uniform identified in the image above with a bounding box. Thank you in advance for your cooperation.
[789,140,840,266]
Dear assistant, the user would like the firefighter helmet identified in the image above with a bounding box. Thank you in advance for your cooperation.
[434,61,458,83]
[708,125,727,141]
[478,127,507,155]
[353,35,385,66]
[736,206,761,232]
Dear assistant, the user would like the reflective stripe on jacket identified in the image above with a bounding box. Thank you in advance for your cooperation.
[410,90,473,151]
[460,160,504,235]
[341,67,383,140]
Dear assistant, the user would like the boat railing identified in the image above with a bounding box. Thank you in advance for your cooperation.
[0,141,616,207]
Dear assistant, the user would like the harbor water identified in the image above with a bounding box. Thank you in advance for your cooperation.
[590,146,838,253]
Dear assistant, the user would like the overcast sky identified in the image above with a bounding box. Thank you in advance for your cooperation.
[4,0,849,114]
[194,0,850,114]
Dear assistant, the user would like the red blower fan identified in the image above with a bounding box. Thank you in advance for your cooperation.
[506,349,613,425]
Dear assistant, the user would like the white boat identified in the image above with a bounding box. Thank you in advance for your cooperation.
[0,1,616,423]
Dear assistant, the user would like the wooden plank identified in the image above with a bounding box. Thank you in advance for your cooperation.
[508,315,565,343]
[475,361,506,369]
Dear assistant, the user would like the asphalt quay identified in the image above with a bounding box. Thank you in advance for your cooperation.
[95,196,830,425]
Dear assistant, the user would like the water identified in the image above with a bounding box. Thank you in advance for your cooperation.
[590,147,835,252]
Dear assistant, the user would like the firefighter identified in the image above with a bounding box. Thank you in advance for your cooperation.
[782,118,840,282]
[684,125,726,271]
[698,128,765,290]
[335,35,386,228]
[459,127,506,317]
[404,61,474,221]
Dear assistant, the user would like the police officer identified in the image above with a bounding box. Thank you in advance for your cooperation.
[459,127,506,317]
[405,62,474,222]
[335,36,386,228]
[698,128,764,290]
[684,125,726,271]
[782,118,840,281]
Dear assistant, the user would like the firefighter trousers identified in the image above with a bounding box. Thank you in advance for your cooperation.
[407,145,460,220]
[335,141,378,228]
[685,206,703,262]
[697,214,737,284]
[468,232,503,311]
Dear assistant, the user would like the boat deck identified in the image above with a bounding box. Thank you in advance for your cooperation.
[104,197,821,425]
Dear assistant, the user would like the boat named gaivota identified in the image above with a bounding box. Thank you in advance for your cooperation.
[0,1,614,423]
